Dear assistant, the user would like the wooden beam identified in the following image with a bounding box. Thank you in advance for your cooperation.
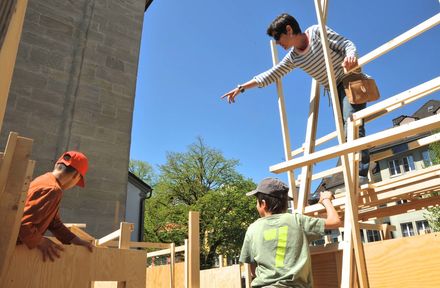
[118,222,134,249]
[296,166,343,186]
[188,211,200,288]
[68,226,95,242]
[352,76,440,124]
[170,242,175,288]
[297,79,320,213]
[270,40,297,209]
[348,13,440,74]
[0,0,28,132]
[271,114,440,173]
[0,133,34,286]
[371,132,440,162]
[291,131,337,157]
[96,229,121,246]
[359,195,440,221]
[146,245,185,258]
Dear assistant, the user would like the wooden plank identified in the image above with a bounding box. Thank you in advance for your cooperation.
[146,245,185,258]
[118,222,134,249]
[0,0,28,131]
[297,79,320,213]
[291,131,337,157]
[4,245,146,288]
[147,262,185,288]
[170,243,175,288]
[370,132,440,162]
[352,77,440,124]
[243,263,252,288]
[0,132,17,198]
[270,40,297,208]
[184,239,188,288]
[188,211,200,288]
[69,226,96,242]
[271,114,440,173]
[200,265,241,288]
[96,229,121,246]
[359,195,440,221]
[131,241,173,249]
[0,134,33,285]
[65,223,87,228]
[297,0,328,212]
[348,13,440,74]
[364,233,440,287]
[313,0,369,285]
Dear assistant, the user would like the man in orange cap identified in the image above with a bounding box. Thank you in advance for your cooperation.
[18,151,94,261]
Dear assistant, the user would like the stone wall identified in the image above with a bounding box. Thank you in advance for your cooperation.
[1,0,145,237]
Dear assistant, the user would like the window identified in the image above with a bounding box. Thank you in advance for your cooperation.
[400,222,415,237]
[366,230,381,242]
[416,220,430,234]
[402,155,415,172]
[388,159,401,176]
[422,150,433,167]
[427,105,434,112]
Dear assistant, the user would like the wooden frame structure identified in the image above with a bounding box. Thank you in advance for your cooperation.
[269,1,440,286]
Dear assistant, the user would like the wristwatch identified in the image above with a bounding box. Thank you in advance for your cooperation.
[237,85,245,93]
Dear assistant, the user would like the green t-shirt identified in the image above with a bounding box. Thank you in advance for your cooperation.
[239,213,325,288]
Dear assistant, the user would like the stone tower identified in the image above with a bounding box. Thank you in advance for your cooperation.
[1,0,148,237]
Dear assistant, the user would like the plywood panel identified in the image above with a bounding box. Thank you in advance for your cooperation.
[200,265,241,288]
[3,245,146,288]
[364,233,440,287]
[311,251,341,288]
[146,262,185,288]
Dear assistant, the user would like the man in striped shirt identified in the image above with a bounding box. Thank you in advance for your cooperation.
[222,13,370,198]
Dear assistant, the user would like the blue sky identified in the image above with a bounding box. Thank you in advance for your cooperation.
[130,0,439,190]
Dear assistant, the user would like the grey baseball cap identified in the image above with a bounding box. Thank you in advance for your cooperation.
[246,177,290,198]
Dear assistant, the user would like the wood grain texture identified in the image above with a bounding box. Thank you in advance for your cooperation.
[4,245,146,288]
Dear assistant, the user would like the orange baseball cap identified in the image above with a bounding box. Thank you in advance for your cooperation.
[56,151,89,187]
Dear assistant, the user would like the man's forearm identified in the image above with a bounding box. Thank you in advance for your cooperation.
[322,199,342,229]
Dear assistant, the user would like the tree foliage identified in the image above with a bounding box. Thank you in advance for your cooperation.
[143,137,258,267]
[424,138,440,232]
[129,159,157,185]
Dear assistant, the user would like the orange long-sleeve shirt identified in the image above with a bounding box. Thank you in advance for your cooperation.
[18,172,76,249]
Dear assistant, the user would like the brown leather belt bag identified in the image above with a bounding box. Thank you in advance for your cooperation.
[342,73,380,104]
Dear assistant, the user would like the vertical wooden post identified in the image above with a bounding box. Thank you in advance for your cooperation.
[118,222,133,249]
[297,80,320,213]
[184,239,189,288]
[244,263,252,288]
[313,0,369,286]
[270,41,297,209]
[219,255,224,268]
[0,133,34,286]
[0,0,28,132]
[188,211,200,288]
[297,0,327,213]
[170,243,175,288]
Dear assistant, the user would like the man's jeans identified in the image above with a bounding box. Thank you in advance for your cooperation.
[337,82,370,177]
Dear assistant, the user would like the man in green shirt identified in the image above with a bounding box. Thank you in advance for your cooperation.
[240,178,341,287]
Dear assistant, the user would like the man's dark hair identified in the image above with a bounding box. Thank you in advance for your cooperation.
[267,13,301,40]
[55,163,77,174]
[256,192,288,214]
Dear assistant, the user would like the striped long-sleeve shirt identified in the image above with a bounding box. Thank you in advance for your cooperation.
[254,25,357,88]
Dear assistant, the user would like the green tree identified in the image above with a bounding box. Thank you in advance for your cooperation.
[129,159,157,185]
[424,138,440,231]
[143,137,258,268]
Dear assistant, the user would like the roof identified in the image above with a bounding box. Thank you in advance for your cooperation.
[145,0,153,11]
[128,171,153,197]
[411,100,440,119]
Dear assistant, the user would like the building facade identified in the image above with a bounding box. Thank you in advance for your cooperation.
[314,99,439,242]
[1,0,149,237]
